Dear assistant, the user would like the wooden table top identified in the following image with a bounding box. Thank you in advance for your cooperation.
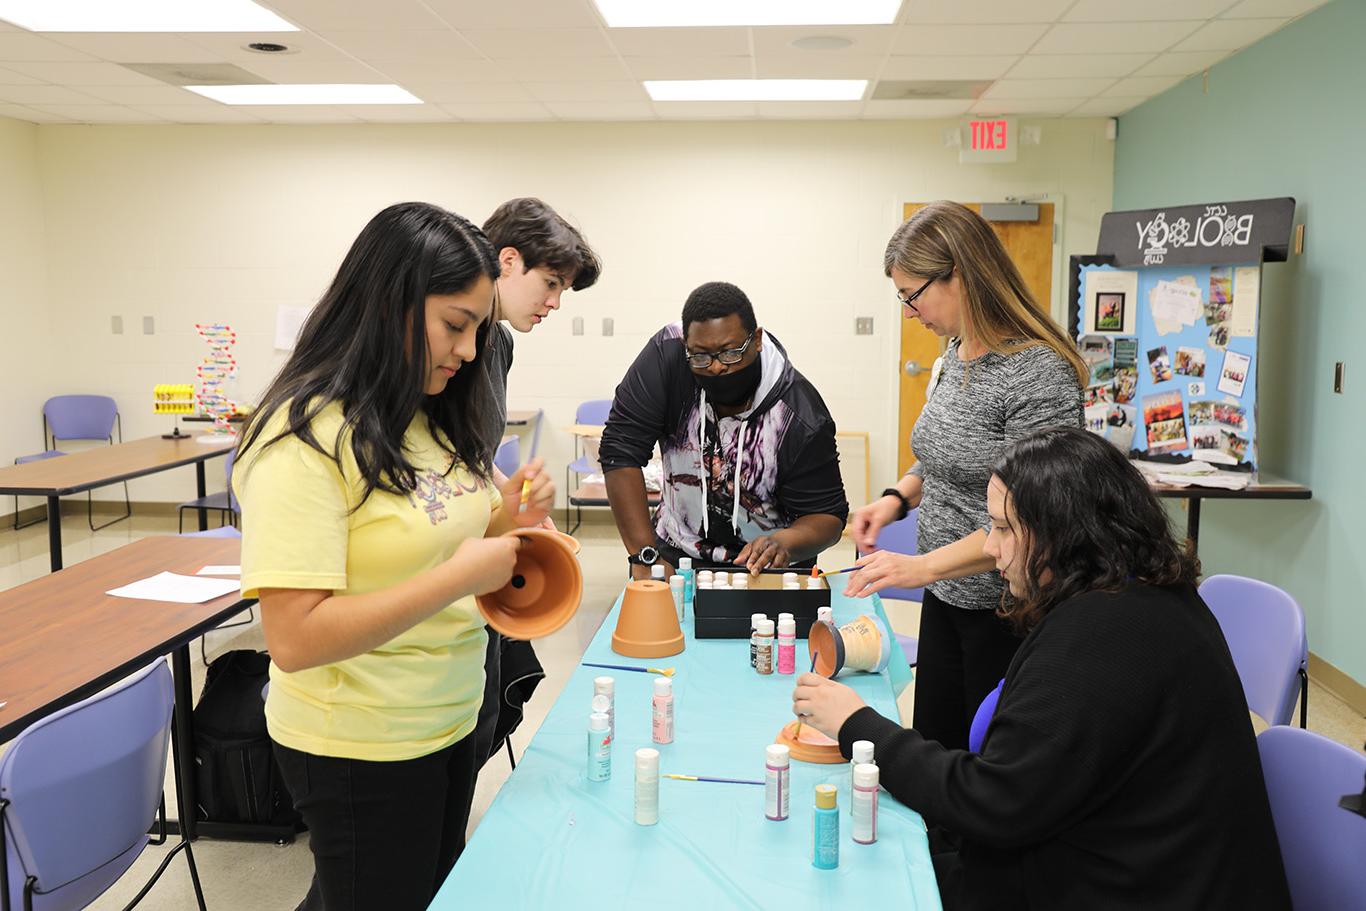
[505,410,541,426]
[0,536,251,743]
[1150,473,1311,500]
[570,481,659,506]
[563,423,605,438]
[0,435,234,496]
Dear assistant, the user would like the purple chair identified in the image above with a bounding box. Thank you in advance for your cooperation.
[178,447,238,533]
[494,436,520,479]
[1257,726,1366,910]
[1198,575,1308,728]
[565,399,612,532]
[0,658,207,911]
[968,677,1004,753]
[13,395,130,532]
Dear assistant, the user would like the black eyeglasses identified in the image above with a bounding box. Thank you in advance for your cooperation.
[685,332,754,369]
[896,275,938,311]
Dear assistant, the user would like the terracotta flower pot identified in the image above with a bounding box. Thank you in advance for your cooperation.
[611,579,685,658]
[476,528,583,640]
[807,614,892,678]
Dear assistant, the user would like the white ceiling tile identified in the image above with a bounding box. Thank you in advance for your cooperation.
[25,104,168,123]
[237,57,387,83]
[544,101,657,120]
[2,61,165,86]
[1007,53,1153,78]
[753,56,882,78]
[971,97,1086,114]
[34,33,223,63]
[366,59,510,82]
[1033,21,1203,54]
[901,0,1075,24]
[623,56,754,80]
[124,104,265,122]
[1102,75,1184,96]
[0,103,71,121]
[0,33,98,62]
[439,101,555,121]
[462,28,617,59]
[347,104,455,121]
[1065,0,1237,21]
[880,55,1017,79]
[403,82,536,103]
[984,77,1116,98]
[70,84,217,105]
[0,66,44,85]
[1133,50,1230,75]
[604,27,750,57]
[653,101,759,119]
[504,57,632,79]
[1068,96,1148,116]
[316,29,480,62]
[862,98,974,117]
[524,80,647,102]
[757,101,863,119]
[892,24,1049,55]
[1172,18,1288,50]
[0,85,105,105]
[751,25,897,57]
[179,32,361,64]
[1219,0,1329,17]
[424,0,603,29]
[264,0,451,30]
[234,106,363,122]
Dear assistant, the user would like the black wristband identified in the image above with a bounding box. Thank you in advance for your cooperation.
[880,487,911,521]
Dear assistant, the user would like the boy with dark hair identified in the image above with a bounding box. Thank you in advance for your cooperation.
[600,281,848,580]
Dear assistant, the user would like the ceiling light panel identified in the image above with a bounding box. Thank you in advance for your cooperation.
[186,84,421,105]
[645,79,867,101]
[0,0,297,32]
[594,0,902,28]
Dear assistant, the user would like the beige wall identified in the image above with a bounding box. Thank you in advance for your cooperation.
[19,117,1114,507]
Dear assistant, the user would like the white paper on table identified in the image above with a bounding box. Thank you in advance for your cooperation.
[274,306,310,351]
[1231,266,1260,337]
[196,565,241,576]
[107,572,241,604]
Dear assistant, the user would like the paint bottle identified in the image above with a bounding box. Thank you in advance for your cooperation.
[732,573,749,589]
[714,570,729,587]
[678,557,695,614]
[669,574,685,622]
[812,784,839,869]
[783,571,799,586]
[593,676,615,740]
[750,613,765,668]
[635,748,660,826]
[776,616,796,675]
[852,763,879,845]
[587,711,611,781]
[755,618,775,675]
[650,564,666,581]
[697,569,714,587]
[652,676,674,744]
[851,740,874,781]
[817,606,834,626]
[806,577,823,589]
[765,744,790,821]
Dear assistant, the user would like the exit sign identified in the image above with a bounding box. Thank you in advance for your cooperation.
[959,117,1017,164]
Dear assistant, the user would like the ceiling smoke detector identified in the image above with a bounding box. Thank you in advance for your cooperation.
[245,41,295,54]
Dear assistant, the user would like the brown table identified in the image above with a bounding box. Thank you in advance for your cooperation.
[0,536,294,843]
[0,435,234,572]
[1151,473,1311,548]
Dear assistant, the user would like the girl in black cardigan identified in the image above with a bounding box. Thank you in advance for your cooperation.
[793,426,1291,910]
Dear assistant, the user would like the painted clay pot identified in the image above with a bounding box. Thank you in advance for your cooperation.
[611,579,685,658]
[476,528,583,640]
[807,614,892,678]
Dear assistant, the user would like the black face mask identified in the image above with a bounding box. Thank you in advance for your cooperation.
[695,356,762,407]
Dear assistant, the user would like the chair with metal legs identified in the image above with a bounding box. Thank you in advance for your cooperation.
[565,399,612,533]
[12,395,131,532]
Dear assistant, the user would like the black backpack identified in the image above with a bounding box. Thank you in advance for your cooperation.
[193,649,300,827]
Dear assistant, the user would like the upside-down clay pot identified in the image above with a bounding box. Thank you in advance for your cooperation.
[807,614,892,678]
[775,720,844,764]
[476,528,583,640]
[611,580,685,658]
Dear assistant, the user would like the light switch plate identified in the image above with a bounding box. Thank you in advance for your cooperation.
[602,317,614,337]
[572,316,584,336]
[142,316,155,335]
[110,315,123,335]
[855,317,874,335]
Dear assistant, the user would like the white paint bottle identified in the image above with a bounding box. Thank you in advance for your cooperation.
[635,748,660,826]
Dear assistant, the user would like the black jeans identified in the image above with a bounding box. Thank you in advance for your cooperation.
[273,734,478,911]
[912,589,1022,751]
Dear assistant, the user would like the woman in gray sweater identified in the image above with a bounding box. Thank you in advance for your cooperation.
[847,201,1085,750]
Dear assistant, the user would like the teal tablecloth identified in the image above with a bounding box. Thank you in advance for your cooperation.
[430,582,941,910]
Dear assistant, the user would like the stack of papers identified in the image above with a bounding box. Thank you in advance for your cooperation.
[107,571,241,604]
[1133,459,1251,491]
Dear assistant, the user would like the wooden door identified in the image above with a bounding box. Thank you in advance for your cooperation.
[896,202,1055,474]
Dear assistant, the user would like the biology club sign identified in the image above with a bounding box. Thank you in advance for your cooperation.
[1095,197,1296,267]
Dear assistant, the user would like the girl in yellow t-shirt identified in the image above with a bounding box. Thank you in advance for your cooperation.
[233,202,554,911]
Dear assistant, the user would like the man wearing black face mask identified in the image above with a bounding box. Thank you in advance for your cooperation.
[601,282,848,580]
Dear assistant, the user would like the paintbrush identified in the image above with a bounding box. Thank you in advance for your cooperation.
[795,650,819,739]
[519,477,532,511]
[582,662,676,677]
[665,774,764,786]
[810,565,858,578]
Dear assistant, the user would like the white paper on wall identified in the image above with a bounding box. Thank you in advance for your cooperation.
[274,306,310,351]
[1231,266,1260,338]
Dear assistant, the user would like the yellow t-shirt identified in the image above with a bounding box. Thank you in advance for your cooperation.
[234,401,502,761]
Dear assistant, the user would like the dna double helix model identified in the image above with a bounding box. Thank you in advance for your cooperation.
[195,323,237,436]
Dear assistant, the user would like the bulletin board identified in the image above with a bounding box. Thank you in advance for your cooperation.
[1066,198,1296,471]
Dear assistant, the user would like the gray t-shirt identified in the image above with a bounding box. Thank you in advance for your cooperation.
[909,338,1083,610]
[479,322,514,453]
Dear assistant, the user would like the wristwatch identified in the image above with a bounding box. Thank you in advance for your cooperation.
[627,545,659,567]
[881,487,911,522]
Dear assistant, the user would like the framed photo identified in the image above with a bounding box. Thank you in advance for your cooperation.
[1094,292,1126,332]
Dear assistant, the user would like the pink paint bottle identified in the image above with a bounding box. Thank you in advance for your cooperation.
[652,676,674,744]
[776,615,796,675]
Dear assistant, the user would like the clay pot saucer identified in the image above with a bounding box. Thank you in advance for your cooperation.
[776,720,844,764]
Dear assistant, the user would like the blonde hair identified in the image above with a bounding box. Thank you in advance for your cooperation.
[884,201,1087,387]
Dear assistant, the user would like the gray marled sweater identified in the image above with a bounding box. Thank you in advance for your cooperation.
[909,338,1083,610]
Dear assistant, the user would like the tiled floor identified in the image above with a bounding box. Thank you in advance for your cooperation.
[1,511,1361,910]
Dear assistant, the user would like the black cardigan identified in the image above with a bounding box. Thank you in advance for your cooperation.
[840,583,1291,910]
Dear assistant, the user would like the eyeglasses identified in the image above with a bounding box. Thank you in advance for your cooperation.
[685,332,754,369]
[896,275,938,312]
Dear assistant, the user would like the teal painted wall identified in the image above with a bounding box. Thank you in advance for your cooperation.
[1114,0,1365,686]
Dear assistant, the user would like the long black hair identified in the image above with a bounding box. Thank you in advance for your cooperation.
[239,202,500,505]
[992,426,1201,632]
